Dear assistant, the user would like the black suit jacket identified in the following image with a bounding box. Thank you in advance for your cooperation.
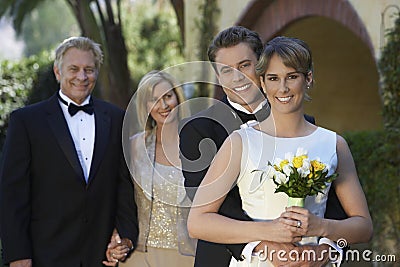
[0,94,138,267]
[179,97,346,267]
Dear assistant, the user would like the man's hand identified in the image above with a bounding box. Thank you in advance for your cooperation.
[254,241,330,267]
[10,259,32,267]
[103,229,132,266]
[313,244,331,267]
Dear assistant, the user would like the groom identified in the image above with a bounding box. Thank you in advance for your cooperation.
[0,37,138,267]
[179,26,346,266]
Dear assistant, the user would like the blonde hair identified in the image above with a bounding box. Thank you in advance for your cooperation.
[136,70,189,133]
[54,36,103,71]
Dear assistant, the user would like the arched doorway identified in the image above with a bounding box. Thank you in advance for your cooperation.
[237,0,382,133]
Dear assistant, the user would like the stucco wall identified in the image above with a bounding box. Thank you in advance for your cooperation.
[281,16,382,132]
[351,0,400,59]
[185,0,400,61]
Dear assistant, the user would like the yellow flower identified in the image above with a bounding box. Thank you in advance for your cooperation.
[311,160,325,172]
[279,159,289,170]
[256,147,337,199]
[292,155,307,168]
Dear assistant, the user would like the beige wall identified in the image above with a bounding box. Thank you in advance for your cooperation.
[281,16,382,133]
[184,0,255,61]
[183,0,252,61]
[184,0,203,61]
[218,0,250,28]
[351,0,400,59]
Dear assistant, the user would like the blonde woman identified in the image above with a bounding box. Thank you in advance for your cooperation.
[110,70,196,267]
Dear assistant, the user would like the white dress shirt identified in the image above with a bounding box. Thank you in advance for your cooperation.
[58,90,95,182]
[227,97,267,115]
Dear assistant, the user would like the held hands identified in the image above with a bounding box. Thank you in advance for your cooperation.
[259,207,323,244]
[103,229,133,266]
[261,219,303,244]
[10,259,32,267]
[279,206,324,238]
[255,207,329,266]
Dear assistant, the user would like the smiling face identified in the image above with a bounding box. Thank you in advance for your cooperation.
[148,81,179,127]
[261,54,312,115]
[54,48,98,104]
[215,42,265,112]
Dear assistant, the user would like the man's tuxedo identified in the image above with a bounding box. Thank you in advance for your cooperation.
[179,97,346,267]
[0,93,138,267]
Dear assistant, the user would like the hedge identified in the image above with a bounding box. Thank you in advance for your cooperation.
[344,130,399,263]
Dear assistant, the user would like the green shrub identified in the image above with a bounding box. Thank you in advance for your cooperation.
[344,131,399,260]
[370,10,400,264]
[0,52,53,154]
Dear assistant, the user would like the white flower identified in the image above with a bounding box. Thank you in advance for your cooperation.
[296,147,308,157]
[275,172,288,184]
[303,157,311,167]
[297,158,310,177]
[282,164,292,176]
[324,163,330,173]
[284,152,294,162]
[298,166,310,177]
[273,157,283,166]
[264,165,276,180]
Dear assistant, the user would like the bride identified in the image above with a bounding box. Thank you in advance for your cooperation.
[187,36,372,266]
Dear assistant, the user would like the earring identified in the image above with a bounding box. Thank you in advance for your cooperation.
[306,85,310,89]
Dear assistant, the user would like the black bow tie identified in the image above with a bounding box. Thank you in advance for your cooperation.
[231,104,270,123]
[222,96,270,124]
[68,102,94,116]
[58,94,94,116]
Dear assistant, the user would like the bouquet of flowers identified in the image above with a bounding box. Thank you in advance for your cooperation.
[253,148,338,202]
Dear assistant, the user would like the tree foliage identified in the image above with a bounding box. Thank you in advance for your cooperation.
[195,0,219,97]
[20,0,79,56]
[378,12,400,135]
[0,0,132,108]
[121,0,184,90]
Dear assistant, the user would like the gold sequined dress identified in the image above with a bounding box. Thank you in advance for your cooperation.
[125,131,196,259]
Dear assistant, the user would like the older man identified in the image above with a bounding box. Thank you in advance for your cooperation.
[0,37,138,267]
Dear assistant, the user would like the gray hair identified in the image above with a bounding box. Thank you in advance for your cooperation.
[54,36,103,71]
